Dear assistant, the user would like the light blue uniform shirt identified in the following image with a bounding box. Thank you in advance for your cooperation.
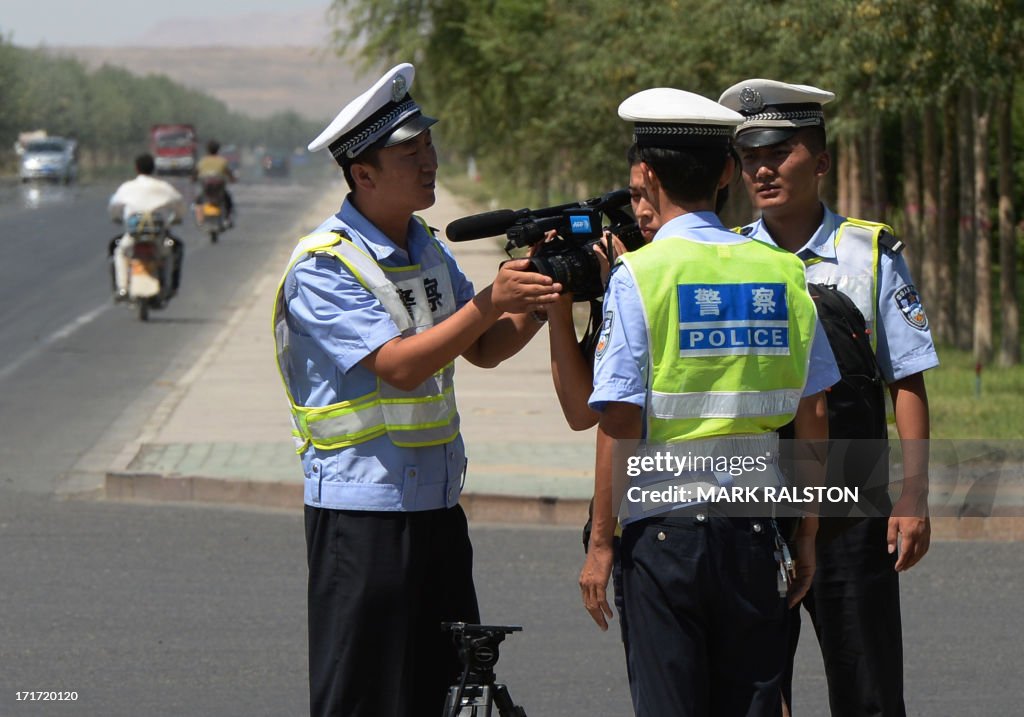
[283,196,475,511]
[744,205,939,383]
[589,211,839,413]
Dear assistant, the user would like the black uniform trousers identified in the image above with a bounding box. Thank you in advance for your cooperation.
[305,504,480,717]
[621,516,789,717]
[782,517,904,716]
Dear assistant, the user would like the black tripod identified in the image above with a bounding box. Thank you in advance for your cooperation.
[441,623,528,717]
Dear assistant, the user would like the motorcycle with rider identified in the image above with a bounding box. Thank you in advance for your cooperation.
[193,139,236,243]
[108,153,186,320]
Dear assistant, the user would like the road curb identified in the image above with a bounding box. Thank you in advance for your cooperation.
[100,470,1024,538]
[103,469,591,525]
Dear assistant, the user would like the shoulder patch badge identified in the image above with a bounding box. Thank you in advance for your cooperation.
[894,284,928,330]
[595,310,614,360]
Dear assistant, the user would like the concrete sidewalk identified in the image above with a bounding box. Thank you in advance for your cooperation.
[75,178,1022,539]
[92,179,596,525]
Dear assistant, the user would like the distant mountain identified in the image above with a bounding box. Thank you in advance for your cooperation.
[55,44,373,122]
[134,8,330,48]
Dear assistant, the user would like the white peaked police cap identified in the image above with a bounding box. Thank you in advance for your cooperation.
[718,79,835,149]
[618,88,744,150]
[307,63,437,164]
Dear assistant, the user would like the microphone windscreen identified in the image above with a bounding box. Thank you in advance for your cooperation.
[445,210,518,242]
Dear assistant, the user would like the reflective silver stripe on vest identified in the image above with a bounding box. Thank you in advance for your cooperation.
[304,387,457,444]
[617,434,783,524]
[649,388,802,419]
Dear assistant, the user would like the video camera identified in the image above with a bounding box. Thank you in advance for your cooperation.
[445,189,644,302]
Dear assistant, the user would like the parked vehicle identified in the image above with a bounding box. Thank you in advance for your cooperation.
[194,176,231,243]
[150,124,197,176]
[18,137,79,184]
[116,211,179,321]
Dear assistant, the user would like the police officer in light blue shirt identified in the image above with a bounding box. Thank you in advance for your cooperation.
[274,63,561,717]
[579,87,837,717]
[741,208,939,384]
[288,201,477,512]
[720,78,939,717]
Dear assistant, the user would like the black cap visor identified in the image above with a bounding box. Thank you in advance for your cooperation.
[383,113,438,148]
[734,127,800,150]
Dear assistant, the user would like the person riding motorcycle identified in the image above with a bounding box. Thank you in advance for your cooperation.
[193,139,236,226]
[108,153,186,299]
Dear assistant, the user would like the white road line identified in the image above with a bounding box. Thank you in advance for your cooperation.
[0,302,111,382]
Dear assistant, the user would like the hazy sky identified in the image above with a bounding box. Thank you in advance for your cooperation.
[2,0,331,47]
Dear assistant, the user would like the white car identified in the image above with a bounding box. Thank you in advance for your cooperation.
[19,137,79,184]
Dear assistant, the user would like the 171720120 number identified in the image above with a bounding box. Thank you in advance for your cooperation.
[16,692,78,701]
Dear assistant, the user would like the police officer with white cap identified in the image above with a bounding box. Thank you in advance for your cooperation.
[273,63,561,716]
[719,78,938,716]
[579,87,839,716]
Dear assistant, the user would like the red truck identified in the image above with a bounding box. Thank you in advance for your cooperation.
[149,124,197,176]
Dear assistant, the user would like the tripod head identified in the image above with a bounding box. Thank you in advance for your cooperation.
[442,623,521,682]
[441,623,527,717]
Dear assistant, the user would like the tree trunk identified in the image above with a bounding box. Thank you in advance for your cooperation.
[936,97,958,344]
[921,106,940,309]
[869,118,887,222]
[955,88,975,351]
[837,134,851,216]
[972,89,993,363]
[997,84,1021,366]
[902,108,923,288]
[849,131,864,219]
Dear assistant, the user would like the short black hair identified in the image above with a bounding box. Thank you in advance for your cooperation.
[797,126,827,154]
[627,143,642,167]
[135,153,155,175]
[636,144,730,205]
[207,140,220,154]
[341,147,382,191]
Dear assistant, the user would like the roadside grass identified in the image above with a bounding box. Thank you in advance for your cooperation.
[917,346,1024,440]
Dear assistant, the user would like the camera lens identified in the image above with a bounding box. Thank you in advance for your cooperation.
[526,246,605,301]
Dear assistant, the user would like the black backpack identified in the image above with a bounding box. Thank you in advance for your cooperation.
[808,283,887,439]
[779,283,891,542]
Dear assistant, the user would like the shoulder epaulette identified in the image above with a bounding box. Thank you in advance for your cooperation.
[730,225,755,236]
[877,230,904,255]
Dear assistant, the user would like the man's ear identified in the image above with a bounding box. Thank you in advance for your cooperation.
[815,150,832,178]
[350,161,376,191]
[718,154,736,190]
[639,161,662,212]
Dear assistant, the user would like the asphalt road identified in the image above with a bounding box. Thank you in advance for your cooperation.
[1,490,1022,716]
[0,173,323,495]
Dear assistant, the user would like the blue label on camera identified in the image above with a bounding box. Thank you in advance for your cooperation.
[569,215,592,234]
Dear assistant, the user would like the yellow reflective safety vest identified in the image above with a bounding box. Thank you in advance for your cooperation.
[273,225,460,452]
[800,218,892,352]
[620,235,817,443]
